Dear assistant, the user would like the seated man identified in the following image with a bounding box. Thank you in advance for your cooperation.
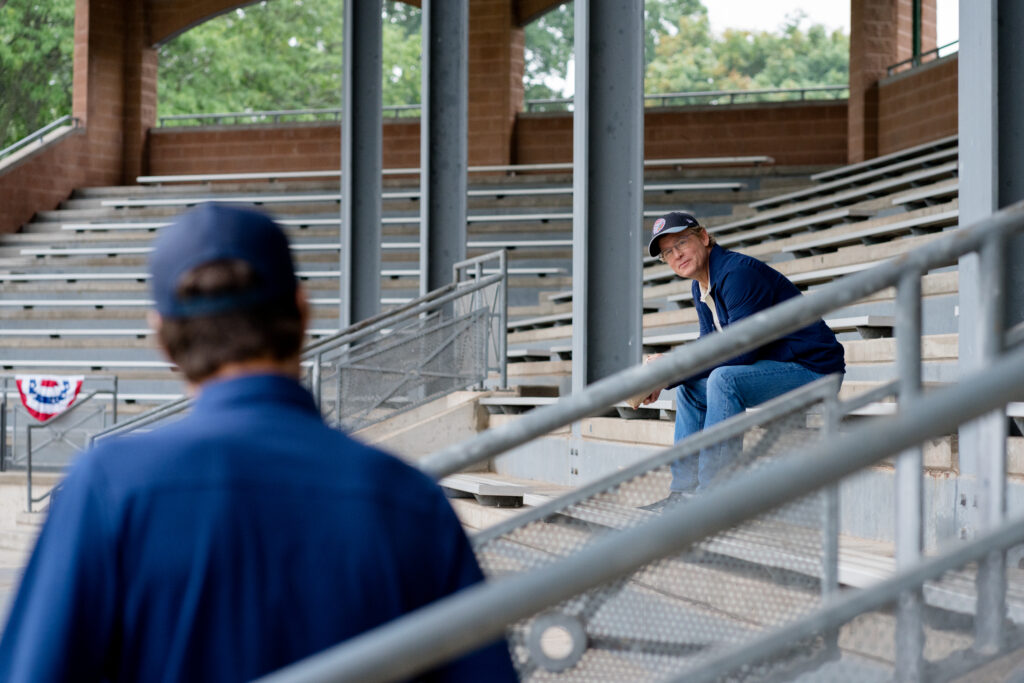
[642,211,845,509]
[0,204,517,682]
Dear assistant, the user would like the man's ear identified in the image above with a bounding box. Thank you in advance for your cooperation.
[147,310,173,363]
[147,310,162,337]
[700,228,711,247]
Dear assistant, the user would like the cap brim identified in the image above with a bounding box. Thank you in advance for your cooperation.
[647,224,691,258]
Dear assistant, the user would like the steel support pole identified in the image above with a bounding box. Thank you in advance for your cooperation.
[956,0,998,543]
[419,0,468,295]
[975,232,1008,653]
[895,271,924,680]
[570,0,644,392]
[340,0,383,327]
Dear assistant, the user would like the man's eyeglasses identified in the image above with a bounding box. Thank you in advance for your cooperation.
[657,238,689,263]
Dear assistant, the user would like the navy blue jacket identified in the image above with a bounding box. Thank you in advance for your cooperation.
[0,374,516,682]
[676,244,845,384]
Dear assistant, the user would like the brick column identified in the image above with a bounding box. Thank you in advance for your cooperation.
[123,2,158,182]
[848,0,936,162]
[468,0,524,165]
[71,0,156,185]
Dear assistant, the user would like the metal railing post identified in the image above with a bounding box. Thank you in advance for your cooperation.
[311,354,323,410]
[111,375,119,425]
[0,377,6,472]
[822,388,842,657]
[975,232,1009,653]
[26,426,33,513]
[498,250,508,389]
[895,270,924,680]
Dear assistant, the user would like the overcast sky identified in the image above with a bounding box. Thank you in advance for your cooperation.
[703,0,959,46]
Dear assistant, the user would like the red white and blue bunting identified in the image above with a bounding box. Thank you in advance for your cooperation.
[15,375,84,423]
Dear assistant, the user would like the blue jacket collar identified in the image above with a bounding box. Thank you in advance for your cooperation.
[194,373,318,414]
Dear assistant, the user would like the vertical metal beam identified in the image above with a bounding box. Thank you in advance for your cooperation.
[975,233,1008,653]
[956,0,998,544]
[1001,0,1024,330]
[419,0,468,295]
[895,271,924,680]
[340,0,383,327]
[959,0,1024,654]
[570,0,644,392]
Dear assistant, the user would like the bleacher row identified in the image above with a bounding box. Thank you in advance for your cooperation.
[0,135,969,434]
[0,156,794,407]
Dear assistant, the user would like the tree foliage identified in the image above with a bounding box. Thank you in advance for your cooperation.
[525,2,847,99]
[646,11,849,94]
[1,0,849,147]
[0,0,75,149]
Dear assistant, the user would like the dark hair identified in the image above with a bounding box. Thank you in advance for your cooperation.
[156,259,303,383]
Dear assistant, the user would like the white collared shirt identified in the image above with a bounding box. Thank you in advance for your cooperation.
[699,283,723,332]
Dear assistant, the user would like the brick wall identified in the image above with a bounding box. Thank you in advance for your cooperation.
[0,132,91,235]
[516,101,849,167]
[468,0,523,165]
[148,120,421,176]
[848,0,937,163]
[878,54,957,156]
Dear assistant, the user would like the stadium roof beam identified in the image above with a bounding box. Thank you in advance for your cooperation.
[340,0,383,327]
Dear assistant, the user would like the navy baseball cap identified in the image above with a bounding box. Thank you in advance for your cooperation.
[647,211,702,258]
[149,204,297,318]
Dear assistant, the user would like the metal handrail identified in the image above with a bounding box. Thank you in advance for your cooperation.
[887,39,960,76]
[257,342,1024,683]
[155,85,849,127]
[527,84,849,112]
[157,105,419,127]
[417,201,1024,478]
[89,251,509,442]
[0,115,81,161]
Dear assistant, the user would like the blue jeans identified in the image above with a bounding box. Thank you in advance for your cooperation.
[670,360,828,493]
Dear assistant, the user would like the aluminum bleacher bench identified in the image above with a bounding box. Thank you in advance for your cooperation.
[63,213,574,231]
[0,296,389,309]
[102,194,344,208]
[749,146,958,210]
[25,239,574,258]
[62,217,346,231]
[134,156,775,185]
[709,161,958,235]
[716,208,877,248]
[783,207,959,257]
[0,327,342,339]
[525,315,894,357]
[506,348,557,363]
[479,395,675,416]
[507,311,572,333]
[0,270,342,283]
[108,184,746,208]
[809,134,957,183]
[21,243,344,257]
[891,180,959,208]
[439,473,532,506]
[0,359,175,371]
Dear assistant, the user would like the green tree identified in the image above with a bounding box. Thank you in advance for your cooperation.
[646,10,849,95]
[523,0,706,100]
[158,0,422,116]
[158,0,345,116]
[0,0,75,148]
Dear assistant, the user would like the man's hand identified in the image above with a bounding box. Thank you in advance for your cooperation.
[640,353,664,405]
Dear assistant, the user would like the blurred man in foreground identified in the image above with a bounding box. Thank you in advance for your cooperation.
[0,204,517,682]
